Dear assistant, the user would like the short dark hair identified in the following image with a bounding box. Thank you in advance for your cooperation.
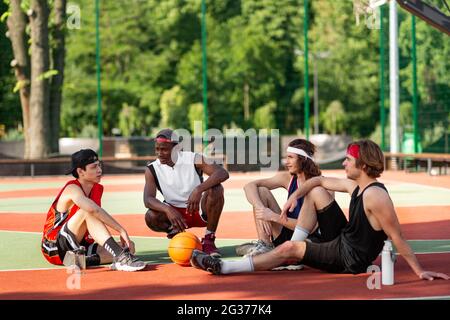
[66,149,99,178]
[154,128,179,144]
[288,139,321,179]
[348,140,384,178]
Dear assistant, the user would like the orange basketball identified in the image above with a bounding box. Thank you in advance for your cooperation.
[168,232,202,266]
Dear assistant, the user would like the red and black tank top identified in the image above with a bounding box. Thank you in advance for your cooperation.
[41,180,103,264]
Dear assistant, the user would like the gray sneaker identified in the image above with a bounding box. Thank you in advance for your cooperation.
[235,240,261,256]
[110,248,146,272]
[244,241,274,257]
[190,250,222,275]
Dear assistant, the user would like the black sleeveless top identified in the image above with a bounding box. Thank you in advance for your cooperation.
[340,182,388,273]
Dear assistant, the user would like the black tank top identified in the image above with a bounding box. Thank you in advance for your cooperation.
[340,182,388,273]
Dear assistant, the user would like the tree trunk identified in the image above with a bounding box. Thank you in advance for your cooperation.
[29,0,50,159]
[7,0,31,158]
[243,82,250,121]
[49,0,67,154]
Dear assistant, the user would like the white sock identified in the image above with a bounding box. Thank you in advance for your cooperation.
[291,226,310,241]
[221,256,254,274]
[205,230,214,236]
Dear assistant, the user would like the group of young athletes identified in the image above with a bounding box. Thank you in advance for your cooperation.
[41,129,449,282]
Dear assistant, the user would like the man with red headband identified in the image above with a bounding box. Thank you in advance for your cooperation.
[144,129,229,257]
[190,140,449,281]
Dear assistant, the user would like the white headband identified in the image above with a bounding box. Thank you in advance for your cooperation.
[286,147,315,162]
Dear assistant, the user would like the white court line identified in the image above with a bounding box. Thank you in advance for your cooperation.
[0,267,59,272]
[379,179,450,192]
[0,229,256,241]
[0,230,41,234]
[3,230,450,243]
[0,263,170,273]
[383,295,450,300]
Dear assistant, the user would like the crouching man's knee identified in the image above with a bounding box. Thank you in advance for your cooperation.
[145,210,170,232]
[207,184,224,200]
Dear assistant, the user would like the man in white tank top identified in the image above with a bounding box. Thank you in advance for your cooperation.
[143,129,229,257]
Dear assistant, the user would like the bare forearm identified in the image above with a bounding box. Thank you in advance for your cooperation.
[393,237,424,276]
[145,197,170,215]
[92,208,125,234]
[290,177,322,200]
[244,183,265,208]
[272,215,297,230]
[196,170,228,193]
[262,211,297,230]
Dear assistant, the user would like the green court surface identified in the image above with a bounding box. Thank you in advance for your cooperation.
[2,183,450,214]
[0,230,449,271]
[0,231,246,271]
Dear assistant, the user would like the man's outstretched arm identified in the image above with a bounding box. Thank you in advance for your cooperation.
[67,184,133,249]
[281,176,356,220]
[366,188,449,281]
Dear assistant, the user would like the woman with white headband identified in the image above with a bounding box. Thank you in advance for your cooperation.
[235,138,344,259]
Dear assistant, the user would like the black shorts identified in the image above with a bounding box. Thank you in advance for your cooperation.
[272,227,322,247]
[56,223,98,262]
[272,227,293,247]
[301,200,350,273]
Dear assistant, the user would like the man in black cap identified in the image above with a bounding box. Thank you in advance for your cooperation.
[144,129,229,257]
[41,149,146,271]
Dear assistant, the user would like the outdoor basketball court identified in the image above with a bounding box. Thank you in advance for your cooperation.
[1,170,449,300]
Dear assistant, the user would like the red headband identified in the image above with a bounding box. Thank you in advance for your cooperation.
[347,144,360,159]
[156,137,175,143]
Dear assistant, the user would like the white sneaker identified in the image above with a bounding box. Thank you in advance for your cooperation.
[235,240,260,256]
[244,241,274,257]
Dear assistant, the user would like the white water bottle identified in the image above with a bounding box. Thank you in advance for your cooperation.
[381,240,394,285]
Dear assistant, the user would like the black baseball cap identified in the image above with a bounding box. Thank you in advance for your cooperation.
[66,149,99,175]
[154,128,179,144]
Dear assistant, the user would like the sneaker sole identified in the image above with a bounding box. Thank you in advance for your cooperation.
[111,263,146,272]
[206,266,221,275]
[272,264,304,271]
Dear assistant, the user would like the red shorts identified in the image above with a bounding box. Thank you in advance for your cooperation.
[171,205,207,228]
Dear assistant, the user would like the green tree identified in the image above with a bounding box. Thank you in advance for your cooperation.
[159,85,188,129]
[0,0,21,136]
[188,102,203,132]
[253,101,277,130]
[5,0,67,157]
[323,100,346,135]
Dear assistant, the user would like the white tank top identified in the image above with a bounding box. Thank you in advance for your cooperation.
[148,151,202,208]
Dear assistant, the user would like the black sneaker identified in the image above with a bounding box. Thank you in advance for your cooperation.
[190,250,222,275]
[110,248,146,272]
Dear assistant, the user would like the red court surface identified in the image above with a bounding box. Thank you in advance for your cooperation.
[0,253,449,300]
[0,170,449,300]
[1,207,449,240]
